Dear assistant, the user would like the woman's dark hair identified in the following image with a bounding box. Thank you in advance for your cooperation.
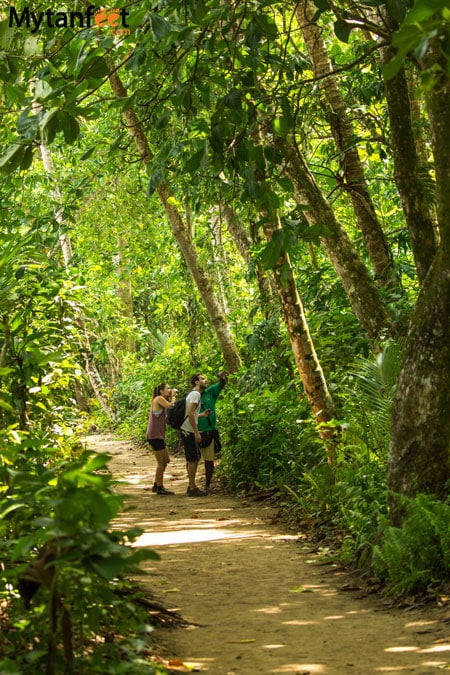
[153,383,168,399]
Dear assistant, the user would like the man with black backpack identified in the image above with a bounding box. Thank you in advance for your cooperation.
[180,374,212,497]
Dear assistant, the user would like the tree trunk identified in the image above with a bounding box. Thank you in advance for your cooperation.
[221,202,278,309]
[388,253,450,509]
[388,44,450,517]
[108,70,242,373]
[381,48,437,284]
[281,139,392,346]
[261,211,336,459]
[296,0,397,288]
[209,210,230,316]
[33,105,116,423]
[114,234,136,355]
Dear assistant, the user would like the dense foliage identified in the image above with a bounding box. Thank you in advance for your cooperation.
[1,0,450,669]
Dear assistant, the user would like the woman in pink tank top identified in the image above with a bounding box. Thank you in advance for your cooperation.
[146,383,178,495]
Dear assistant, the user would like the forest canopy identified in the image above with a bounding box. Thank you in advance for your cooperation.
[1,0,450,670]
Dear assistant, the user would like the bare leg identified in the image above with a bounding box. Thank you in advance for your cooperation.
[187,460,198,489]
[153,448,169,487]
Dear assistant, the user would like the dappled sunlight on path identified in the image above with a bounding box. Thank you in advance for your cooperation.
[86,434,450,675]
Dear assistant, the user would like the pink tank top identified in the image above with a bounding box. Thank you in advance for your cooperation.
[146,407,166,440]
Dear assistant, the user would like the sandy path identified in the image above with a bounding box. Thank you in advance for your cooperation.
[86,434,449,675]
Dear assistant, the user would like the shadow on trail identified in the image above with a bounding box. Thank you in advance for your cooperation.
[88,434,449,675]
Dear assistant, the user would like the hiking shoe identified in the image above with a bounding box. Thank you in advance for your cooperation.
[186,487,207,497]
[151,483,158,493]
[156,486,174,495]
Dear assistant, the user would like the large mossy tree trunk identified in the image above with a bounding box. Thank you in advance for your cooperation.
[382,49,437,284]
[388,253,450,510]
[388,45,450,519]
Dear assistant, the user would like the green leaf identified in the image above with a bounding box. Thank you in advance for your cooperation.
[150,13,172,40]
[222,88,242,109]
[24,36,40,57]
[20,145,34,171]
[34,80,53,101]
[185,147,208,173]
[255,13,278,37]
[0,143,25,174]
[0,19,14,48]
[386,0,409,24]
[334,20,352,43]
[80,147,96,161]
[155,112,172,129]
[4,82,25,105]
[82,56,110,80]
[60,111,80,144]
[260,230,283,270]
[39,109,60,146]
[147,166,164,197]
[382,53,404,80]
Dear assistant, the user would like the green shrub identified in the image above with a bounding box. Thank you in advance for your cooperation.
[218,385,319,491]
[371,494,450,595]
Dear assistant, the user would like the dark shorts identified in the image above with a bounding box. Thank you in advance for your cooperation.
[181,431,201,462]
[148,438,166,451]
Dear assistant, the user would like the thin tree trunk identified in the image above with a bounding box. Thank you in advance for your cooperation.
[33,101,116,423]
[221,202,278,308]
[108,69,241,373]
[221,203,253,264]
[209,211,230,316]
[261,210,336,459]
[388,44,450,518]
[296,0,397,288]
[114,234,136,354]
[281,139,392,346]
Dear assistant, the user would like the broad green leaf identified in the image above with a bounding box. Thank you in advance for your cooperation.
[60,111,80,144]
[150,13,172,40]
[82,56,110,80]
[223,88,242,109]
[185,147,207,173]
[386,0,409,24]
[20,145,34,171]
[334,20,352,43]
[147,167,164,197]
[0,143,25,174]
[23,36,40,57]
[0,19,14,48]
[3,82,25,105]
[255,13,278,37]
[39,109,60,145]
[34,80,53,101]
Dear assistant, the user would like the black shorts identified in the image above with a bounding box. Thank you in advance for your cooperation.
[181,431,201,462]
[148,438,166,451]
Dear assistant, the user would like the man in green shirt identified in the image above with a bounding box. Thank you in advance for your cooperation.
[198,371,228,491]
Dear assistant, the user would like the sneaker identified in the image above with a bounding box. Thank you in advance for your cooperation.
[151,483,158,493]
[186,487,207,497]
[156,486,174,495]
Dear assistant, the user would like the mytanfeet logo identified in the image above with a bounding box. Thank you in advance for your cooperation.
[8,5,131,34]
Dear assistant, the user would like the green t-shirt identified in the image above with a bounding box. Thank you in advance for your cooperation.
[198,381,224,432]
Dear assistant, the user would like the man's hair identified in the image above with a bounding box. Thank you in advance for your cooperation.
[190,374,201,387]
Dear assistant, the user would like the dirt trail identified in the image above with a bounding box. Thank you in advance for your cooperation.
[86,434,449,675]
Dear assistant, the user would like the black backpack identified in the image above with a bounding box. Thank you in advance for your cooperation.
[166,396,188,429]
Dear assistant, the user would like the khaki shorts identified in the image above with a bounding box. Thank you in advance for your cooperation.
[200,439,215,461]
